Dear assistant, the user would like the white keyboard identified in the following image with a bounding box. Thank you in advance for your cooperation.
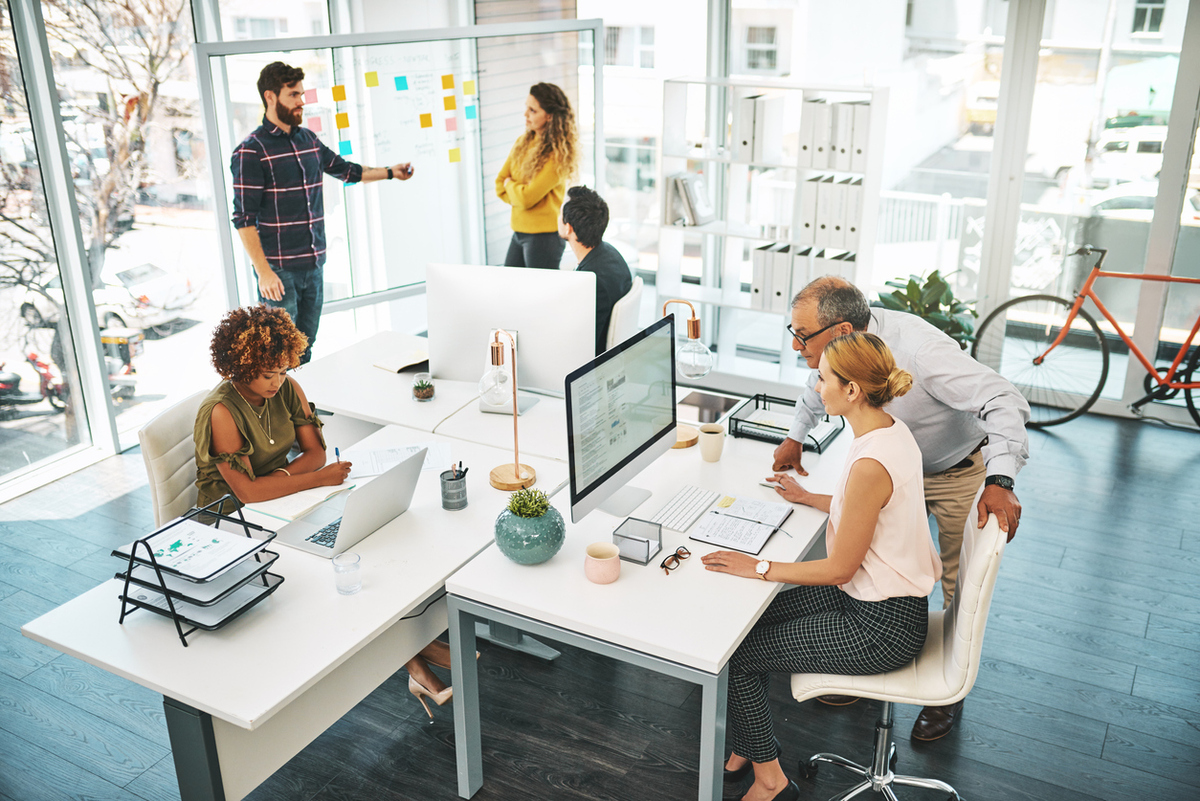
[648,485,721,532]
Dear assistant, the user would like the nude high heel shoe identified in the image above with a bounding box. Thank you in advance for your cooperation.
[408,676,453,719]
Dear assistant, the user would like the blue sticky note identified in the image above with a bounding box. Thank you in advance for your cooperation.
[395,76,408,91]
[339,140,352,156]
[465,105,477,120]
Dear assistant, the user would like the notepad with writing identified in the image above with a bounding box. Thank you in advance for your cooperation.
[246,485,353,523]
[688,495,793,555]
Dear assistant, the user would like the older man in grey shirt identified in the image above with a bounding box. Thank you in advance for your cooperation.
[771,276,1029,741]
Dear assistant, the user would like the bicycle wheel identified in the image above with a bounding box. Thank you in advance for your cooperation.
[972,294,1109,427]
[1183,347,1200,429]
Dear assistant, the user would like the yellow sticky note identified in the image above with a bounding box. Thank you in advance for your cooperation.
[441,74,454,90]
[443,95,457,111]
[419,113,433,128]
[463,80,476,95]
[364,72,379,88]
[448,148,461,163]
[716,496,735,508]
[331,85,346,102]
[335,112,349,129]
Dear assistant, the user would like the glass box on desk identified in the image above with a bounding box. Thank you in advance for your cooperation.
[613,517,663,565]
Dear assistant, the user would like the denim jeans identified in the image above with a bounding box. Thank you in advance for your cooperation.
[260,266,322,364]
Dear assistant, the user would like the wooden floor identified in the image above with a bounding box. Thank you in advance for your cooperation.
[1,412,1198,801]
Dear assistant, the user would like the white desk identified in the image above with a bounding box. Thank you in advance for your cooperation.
[22,426,567,801]
[446,430,851,801]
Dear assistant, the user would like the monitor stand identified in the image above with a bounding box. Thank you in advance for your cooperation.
[597,485,653,518]
[479,393,539,416]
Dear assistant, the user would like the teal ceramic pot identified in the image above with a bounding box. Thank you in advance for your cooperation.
[494,506,566,565]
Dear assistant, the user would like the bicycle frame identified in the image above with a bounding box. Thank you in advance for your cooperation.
[1037,247,1200,390]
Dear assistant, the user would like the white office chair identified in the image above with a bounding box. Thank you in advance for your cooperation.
[605,275,644,350]
[790,489,1007,801]
[139,389,208,527]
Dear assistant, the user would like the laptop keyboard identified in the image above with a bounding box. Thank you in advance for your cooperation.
[648,485,720,531]
[305,518,342,548]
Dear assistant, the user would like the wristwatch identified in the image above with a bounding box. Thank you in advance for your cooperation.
[387,167,394,180]
[755,560,771,581]
[984,475,1015,491]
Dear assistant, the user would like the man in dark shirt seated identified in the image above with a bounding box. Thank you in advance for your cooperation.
[559,186,634,355]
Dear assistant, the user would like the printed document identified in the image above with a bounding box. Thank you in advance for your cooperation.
[116,519,268,581]
[343,442,452,480]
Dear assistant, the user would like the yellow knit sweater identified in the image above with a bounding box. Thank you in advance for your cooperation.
[495,136,566,234]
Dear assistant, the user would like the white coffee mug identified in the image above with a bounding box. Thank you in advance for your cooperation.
[699,423,725,462]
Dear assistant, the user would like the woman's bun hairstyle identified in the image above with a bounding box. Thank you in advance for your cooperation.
[824,332,911,408]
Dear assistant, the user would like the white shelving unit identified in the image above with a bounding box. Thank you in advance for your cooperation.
[657,77,888,382]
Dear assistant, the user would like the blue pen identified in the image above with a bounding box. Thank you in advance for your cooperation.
[335,447,341,463]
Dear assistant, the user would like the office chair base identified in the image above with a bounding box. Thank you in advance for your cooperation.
[800,702,960,801]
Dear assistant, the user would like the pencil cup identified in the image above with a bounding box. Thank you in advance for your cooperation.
[332,552,362,595]
[699,423,725,462]
[440,470,468,511]
[584,542,621,584]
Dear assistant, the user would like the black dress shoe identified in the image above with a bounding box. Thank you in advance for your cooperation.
[738,779,799,801]
[911,700,964,741]
[816,694,859,706]
[723,762,751,783]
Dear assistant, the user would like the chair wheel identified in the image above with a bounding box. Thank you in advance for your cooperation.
[798,760,817,780]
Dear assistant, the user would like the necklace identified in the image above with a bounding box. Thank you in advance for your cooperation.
[232,383,274,445]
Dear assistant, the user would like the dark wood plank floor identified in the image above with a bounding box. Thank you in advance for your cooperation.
[1,413,1197,801]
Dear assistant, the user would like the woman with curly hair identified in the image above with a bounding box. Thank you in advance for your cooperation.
[496,82,579,269]
[194,306,351,511]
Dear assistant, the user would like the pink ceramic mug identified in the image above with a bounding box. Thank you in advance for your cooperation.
[584,542,621,584]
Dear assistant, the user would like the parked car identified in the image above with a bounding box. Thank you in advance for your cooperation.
[1083,181,1200,224]
[19,262,199,335]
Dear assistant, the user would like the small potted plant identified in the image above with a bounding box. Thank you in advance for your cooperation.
[412,372,435,402]
[493,488,565,565]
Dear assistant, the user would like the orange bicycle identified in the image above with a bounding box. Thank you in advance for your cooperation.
[971,246,1200,428]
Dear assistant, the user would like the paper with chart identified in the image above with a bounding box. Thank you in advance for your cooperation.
[343,442,452,480]
[117,519,268,581]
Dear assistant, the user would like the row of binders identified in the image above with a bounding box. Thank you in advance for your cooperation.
[796,174,863,250]
[799,99,871,172]
[751,245,857,313]
[732,94,785,165]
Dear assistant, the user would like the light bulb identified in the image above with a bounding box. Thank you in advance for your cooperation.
[677,339,714,380]
[479,364,510,406]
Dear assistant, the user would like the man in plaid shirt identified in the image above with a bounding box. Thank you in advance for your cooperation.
[231,62,413,363]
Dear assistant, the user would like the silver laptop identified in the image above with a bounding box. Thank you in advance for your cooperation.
[274,447,427,557]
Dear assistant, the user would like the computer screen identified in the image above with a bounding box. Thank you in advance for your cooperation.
[565,316,677,523]
[426,264,596,392]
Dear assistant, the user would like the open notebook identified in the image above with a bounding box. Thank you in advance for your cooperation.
[688,496,793,555]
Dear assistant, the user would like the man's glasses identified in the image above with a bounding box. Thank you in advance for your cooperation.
[660,546,691,576]
[786,321,844,349]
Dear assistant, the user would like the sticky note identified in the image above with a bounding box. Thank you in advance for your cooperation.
[419,113,432,128]
[304,88,317,104]
[307,116,323,133]
[339,140,352,156]
[364,72,379,88]
[335,112,349,129]
[448,148,461,163]
[445,117,458,132]
[332,85,346,102]
[463,80,475,95]
[465,105,477,120]
[443,95,456,111]
[395,76,408,91]
[441,74,454,90]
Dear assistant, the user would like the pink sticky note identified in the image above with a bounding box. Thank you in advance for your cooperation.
[304,88,317,104]
[445,116,458,132]
[307,116,323,133]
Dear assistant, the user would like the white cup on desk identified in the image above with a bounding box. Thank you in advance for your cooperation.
[698,424,725,462]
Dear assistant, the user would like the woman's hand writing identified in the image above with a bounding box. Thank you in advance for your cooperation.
[315,461,352,486]
[701,549,759,579]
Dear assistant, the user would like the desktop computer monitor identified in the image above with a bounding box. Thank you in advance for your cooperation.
[564,316,677,523]
[425,263,596,393]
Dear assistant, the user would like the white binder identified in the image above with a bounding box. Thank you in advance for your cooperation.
[751,243,775,309]
[791,247,813,297]
[797,99,816,168]
[829,177,853,249]
[795,175,821,245]
[734,94,760,163]
[832,103,855,172]
[814,175,836,248]
[850,102,871,173]
[845,178,864,251]
[754,94,785,165]
[808,100,833,170]
[770,244,793,313]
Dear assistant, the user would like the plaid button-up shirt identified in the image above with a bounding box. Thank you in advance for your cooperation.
[230,117,362,271]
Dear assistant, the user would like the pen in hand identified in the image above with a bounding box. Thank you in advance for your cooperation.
[335,448,341,463]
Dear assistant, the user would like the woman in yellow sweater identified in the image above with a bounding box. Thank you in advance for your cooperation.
[496,82,579,269]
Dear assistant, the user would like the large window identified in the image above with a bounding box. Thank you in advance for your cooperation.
[604,25,655,69]
[1133,0,1165,35]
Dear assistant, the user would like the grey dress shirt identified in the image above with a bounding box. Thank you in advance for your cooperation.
[787,308,1030,478]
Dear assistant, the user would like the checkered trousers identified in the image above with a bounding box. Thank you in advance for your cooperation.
[727,586,928,763]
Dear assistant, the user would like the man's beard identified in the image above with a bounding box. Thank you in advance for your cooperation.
[275,100,303,126]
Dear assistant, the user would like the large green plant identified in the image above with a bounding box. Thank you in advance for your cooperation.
[878,270,977,349]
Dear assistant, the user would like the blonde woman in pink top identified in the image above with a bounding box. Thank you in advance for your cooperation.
[703,332,941,801]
